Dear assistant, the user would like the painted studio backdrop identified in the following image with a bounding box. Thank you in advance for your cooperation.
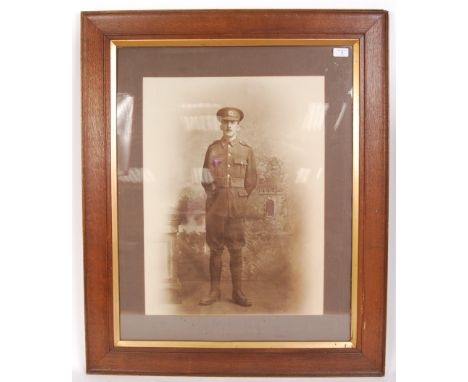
[141,76,325,315]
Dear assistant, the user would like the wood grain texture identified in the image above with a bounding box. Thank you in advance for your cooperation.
[81,14,110,370]
[361,13,388,372]
[81,9,389,376]
[85,9,382,37]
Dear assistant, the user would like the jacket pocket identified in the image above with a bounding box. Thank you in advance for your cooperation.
[233,156,247,177]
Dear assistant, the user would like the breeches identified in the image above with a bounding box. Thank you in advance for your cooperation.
[206,214,245,251]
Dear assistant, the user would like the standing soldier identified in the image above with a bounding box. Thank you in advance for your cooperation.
[199,107,257,307]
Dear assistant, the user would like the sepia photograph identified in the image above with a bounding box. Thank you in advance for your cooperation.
[141,76,326,315]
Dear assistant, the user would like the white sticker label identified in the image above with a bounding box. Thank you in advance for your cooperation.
[333,48,349,57]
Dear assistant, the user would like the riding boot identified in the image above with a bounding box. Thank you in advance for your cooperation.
[199,249,222,305]
[229,248,251,307]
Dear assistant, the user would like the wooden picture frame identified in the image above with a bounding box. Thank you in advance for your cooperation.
[81,9,388,376]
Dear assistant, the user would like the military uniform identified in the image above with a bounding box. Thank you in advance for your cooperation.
[199,107,257,307]
[202,138,257,248]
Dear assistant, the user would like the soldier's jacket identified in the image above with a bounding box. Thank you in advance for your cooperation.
[201,138,257,217]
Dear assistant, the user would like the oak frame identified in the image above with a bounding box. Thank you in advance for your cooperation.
[81,9,388,377]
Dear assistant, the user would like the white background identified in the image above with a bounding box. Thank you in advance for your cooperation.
[0,0,466,381]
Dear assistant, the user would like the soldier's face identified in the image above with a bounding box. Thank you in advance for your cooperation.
[220,120,240,139]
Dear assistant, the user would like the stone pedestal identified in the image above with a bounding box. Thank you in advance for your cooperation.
[161,230,182,304]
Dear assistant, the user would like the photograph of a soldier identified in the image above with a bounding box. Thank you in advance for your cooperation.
[142,76,327,316]
[199,107,257,307]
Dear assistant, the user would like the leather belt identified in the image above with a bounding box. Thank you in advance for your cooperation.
[215,176,244,188]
